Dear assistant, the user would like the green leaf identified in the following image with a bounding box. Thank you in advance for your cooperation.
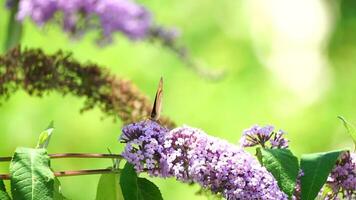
[120,163,139,200]
[4,0,22,51]
[120,163,163,200]
[10,147,55,200]
[0,179,11,200]
[137,178,163,200]
[54,178,67,200]
[96,171,124,200]
[36,121,55,149]
[300,150,344,200]
[338,116,356,150]
[260,148,299,198]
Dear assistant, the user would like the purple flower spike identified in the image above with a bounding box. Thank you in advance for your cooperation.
[17,0,58,25]
[95,0,151,40]
[165,126,288,200]
[120,120,169,176]
[15,0,152,41]
[120,121,288,200]
[324,151,356,199]
[240,125,289,149]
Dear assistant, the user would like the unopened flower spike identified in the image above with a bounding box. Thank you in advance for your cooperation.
[0,47,176,128]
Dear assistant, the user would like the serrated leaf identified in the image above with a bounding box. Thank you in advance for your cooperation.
[0,179,11,200]
[260,148,299,199]
[96,171,124,200]
[338,116,356,150]
[36,121,55,149]
[300,150,344,200]
[10,147,55,200]
[120,163,163,200]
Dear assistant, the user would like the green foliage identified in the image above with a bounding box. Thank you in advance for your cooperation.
[120,163,139,200]
[0,179,11,200]
[54,178,67,200]
[1,0,356,198]
[136,178,163,200]
[120,163,163,200]
[96,171,124,200]
[300,150,344,200]
[36,121,55,149]
[10,147,55,200]
[338,116,356,150]
[259,148,299,199]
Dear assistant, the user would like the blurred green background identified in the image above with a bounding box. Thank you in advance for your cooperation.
[1,0,356,199]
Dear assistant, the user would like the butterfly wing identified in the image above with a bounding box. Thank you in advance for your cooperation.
[150,77,163,121]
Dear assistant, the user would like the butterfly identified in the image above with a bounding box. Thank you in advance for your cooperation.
[150,77,163,121]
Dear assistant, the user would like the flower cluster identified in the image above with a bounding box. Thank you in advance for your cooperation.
[323,151,356,199]
[120,120,170,176]
[120,120,288,200]
[292,152,356,200]
[14,0,151,41]
[240,125,289,149]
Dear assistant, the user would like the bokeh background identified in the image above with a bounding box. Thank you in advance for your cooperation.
[1,0,356,199]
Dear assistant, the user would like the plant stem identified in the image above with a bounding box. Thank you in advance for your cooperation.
[3,0,22,51]
[0,168,119,180]
[0,153,123,162]
[256,147,263,166]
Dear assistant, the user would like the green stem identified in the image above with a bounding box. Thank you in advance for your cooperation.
[256,147,263,166]
[3,0,22,51]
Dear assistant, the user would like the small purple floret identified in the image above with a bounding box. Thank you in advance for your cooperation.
[240,125,289,149]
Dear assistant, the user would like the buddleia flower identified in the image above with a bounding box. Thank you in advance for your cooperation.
[322,151,356,200]
[14,0,152,41]
[120,120,288,200]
